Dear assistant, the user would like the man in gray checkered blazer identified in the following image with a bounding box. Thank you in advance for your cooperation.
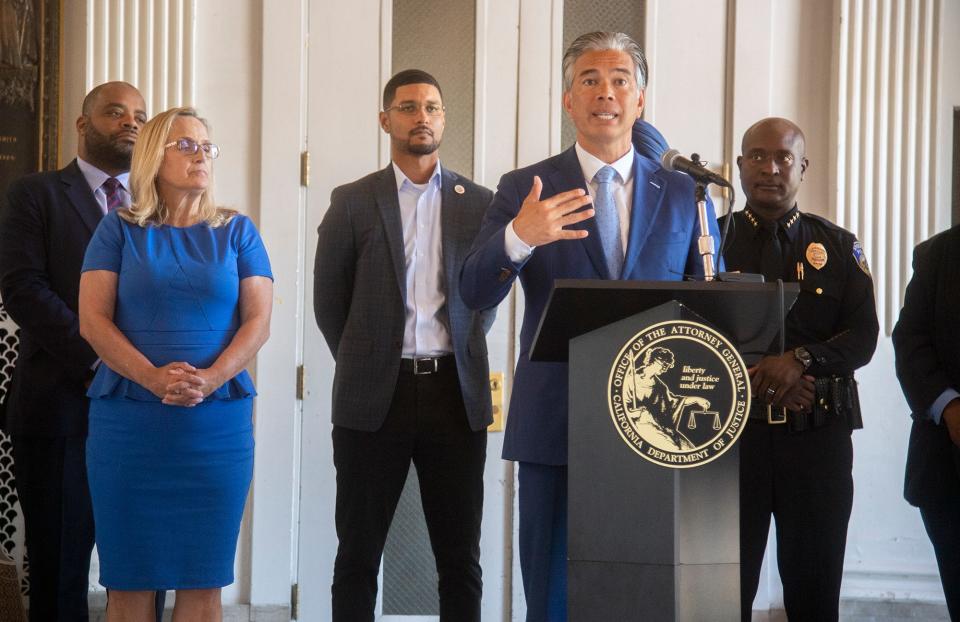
[313,69,496,622]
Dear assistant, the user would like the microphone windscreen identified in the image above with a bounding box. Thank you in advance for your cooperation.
[661,149,682,172]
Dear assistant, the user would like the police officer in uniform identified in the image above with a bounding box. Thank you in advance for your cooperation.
[720,117,878,622]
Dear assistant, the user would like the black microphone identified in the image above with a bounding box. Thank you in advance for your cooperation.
[661,149,731,187]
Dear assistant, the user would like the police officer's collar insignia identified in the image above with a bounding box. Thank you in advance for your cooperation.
[607,320,749,469]
[744,206,800,235]
[852,240,871,277]
[783,210,800,230]
[806,242,828,270]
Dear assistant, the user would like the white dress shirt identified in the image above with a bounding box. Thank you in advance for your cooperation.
[76,157,132,214]
[393,161,452,357]
[504,143,635,263]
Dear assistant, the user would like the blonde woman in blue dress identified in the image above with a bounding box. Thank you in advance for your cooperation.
[78,107,273,621]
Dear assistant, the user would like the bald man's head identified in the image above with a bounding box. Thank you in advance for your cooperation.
[737,117,809,219]
[76,82,146,175]
[81,81,142,116]
[741,117,806,156]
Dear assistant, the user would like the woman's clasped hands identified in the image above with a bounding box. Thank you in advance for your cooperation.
[146,362,222,407]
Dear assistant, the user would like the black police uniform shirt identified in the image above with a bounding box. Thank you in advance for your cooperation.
[719,205,879,380]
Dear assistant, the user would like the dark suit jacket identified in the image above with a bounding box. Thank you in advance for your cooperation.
[0,160,101,437]
[314,164,496,432]
[460,146,722,465]
[893,225,960,507]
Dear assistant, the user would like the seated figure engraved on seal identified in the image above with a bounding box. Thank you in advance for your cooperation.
[623,346,712,451]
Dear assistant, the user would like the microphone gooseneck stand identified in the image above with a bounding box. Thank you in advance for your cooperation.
[694,180,716,281]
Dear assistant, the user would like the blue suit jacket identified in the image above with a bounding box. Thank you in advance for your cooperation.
[460,146,722,464]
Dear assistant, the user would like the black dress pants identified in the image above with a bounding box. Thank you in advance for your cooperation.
[739,419,854,622]
[918,498,960,621]
[331,365,486,622]
[12,435,95,622]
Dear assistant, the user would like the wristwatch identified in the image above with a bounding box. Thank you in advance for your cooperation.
[793,346,813,370]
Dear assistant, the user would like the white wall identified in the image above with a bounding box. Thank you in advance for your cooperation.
[935,0,960,234]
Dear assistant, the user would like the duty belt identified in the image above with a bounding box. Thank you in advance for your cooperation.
[748,375,862,432]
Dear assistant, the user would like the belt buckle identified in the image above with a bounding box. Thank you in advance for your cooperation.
[413,357,438,375]
[766,404,787,425]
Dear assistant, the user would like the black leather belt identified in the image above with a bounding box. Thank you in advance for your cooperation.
[399,355,456,375]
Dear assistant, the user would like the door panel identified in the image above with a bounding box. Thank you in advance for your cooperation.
[297,1,383,620]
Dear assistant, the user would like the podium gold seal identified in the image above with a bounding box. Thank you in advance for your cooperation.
[607,320,750,469]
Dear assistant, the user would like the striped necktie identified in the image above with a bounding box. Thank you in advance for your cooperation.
[102,178,124,213]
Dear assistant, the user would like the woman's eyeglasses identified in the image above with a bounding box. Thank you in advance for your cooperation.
[164,137,221,159]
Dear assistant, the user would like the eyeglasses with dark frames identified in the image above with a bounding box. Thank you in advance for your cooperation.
[383,102,446,117]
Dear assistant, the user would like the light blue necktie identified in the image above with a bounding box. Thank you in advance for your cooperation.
[593,165,623,279]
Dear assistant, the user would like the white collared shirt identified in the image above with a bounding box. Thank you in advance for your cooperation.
[504,143,635,262]
[393,161,452,357]
[76,157,132,215]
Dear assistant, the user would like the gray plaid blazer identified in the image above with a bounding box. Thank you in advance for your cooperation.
[314,164,496,432]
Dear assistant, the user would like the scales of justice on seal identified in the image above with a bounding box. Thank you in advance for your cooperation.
[529,152,799,622]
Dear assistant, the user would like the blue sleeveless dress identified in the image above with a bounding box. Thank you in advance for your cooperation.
[81,210,272,590]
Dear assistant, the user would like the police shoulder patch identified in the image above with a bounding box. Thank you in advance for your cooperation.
[852,240,871,277]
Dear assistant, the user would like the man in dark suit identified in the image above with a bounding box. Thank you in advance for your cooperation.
[893,225,960,620]
[0,82,146,621]
[460,32,722,622]
[314,69,495,622]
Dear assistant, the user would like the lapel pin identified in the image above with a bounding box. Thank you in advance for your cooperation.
[649,181,661,189]
[454,184,465,195]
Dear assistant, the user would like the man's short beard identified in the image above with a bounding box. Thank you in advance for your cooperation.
[399,138,440,156]
[84,125,134,171]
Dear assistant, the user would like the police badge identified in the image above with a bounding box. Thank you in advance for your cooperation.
[806,242,828,270]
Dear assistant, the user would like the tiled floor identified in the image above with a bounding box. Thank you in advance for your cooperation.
[85,592,289,622]
[840,599,951,621]
[752,600,951,622]
[31,596,951,621]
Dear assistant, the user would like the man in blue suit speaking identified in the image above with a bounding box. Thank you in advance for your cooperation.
[460,31,722,621]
